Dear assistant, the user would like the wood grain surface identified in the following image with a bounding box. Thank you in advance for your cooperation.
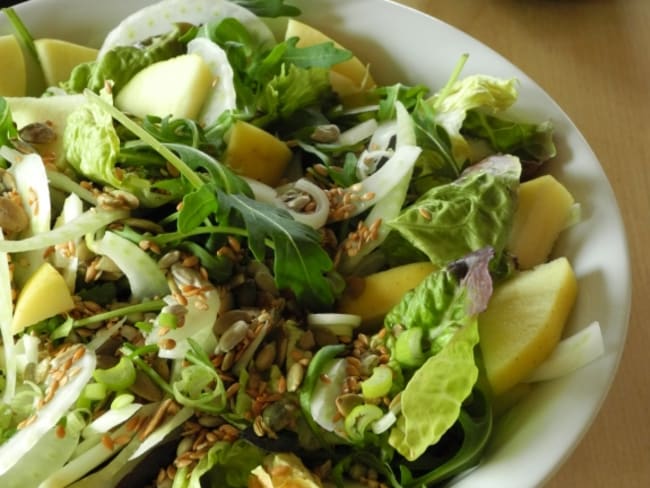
[394,1,649,486]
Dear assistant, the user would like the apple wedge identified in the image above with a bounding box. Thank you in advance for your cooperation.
[0,35,26,97]
[223,120,292,187]
[478,257,578,395]
[337,261,437,328]
[12,262,75,334]
[285,19,375,96]
[508,174,575,269]
[115,53,213,120]
[35,38,98,87]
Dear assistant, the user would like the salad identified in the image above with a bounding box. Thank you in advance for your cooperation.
[0,0,606,487]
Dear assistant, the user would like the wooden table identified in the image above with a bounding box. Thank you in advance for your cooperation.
[395,1,649,486]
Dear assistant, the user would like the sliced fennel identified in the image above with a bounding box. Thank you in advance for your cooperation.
[0,423,82,488]
[0,231,16,403]
[83,402,142,438]
[526,321,605,383]
[85,230,169,301]
[339,103,417,273]
[128,405,193,460]
[146,287,221,360]
[186,37,237,126]
[277,178,330,229]
[98,0,275,58]
[310,357,347,436]
[39,402,153,488]
[51,192,84,292]
[3,147,52,286]
[338,118,378,147]
[0,208,128,253]
[0,347,96,476]
[329,144,421,223]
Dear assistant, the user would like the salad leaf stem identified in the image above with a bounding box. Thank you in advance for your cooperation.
[2,8,40,69]
[72,299,165,328]
[150,225,251,246]
[121,344,175,397]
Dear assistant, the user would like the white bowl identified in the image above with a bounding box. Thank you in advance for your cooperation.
[0,0,632,486]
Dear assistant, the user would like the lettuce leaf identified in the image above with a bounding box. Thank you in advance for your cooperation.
[462,109,557,163]
[389,320,480,461]
[388,154,520,267]
[426,74,518,165]
[180,440,266,488]
[385,249,494,461]
[63,92,184,207]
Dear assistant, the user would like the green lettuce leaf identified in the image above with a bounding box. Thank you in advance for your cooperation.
[427,74,518,165]
[388,154,521,267]
[184,440,266,488]
[389,320,480,461]
[63,92,185,207]
[462,109,557,163]
[384,248,493,461]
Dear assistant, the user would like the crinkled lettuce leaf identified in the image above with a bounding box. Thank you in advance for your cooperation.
[388,154,521,267]
[385,249,494,461]
[427,74,518,165]
[63,91,184,207]
[389,320,480,461]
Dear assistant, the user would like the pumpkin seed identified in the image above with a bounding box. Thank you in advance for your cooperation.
[217,320,250,352]
[286,362,305,392]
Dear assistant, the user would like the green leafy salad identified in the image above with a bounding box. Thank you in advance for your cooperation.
[0,0,591,487]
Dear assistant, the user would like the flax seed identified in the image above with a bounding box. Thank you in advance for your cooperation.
[101,434,115,451]
[113,434,131,446]
[182,255,199,268]
[158,338,176,350]
[418,207,432,220]
[226,383,240,399]
[125,415,140,432]
[227,236,241,253]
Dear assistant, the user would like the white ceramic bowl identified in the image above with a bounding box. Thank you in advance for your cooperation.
[0,1,632,486]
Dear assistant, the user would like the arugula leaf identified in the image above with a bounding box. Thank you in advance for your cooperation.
[283,38,353,68]
[232,0,301,17]
[217,189,335,309]
[255,64,331,126]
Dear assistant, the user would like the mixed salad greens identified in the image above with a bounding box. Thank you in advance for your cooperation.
[0,0,592,487]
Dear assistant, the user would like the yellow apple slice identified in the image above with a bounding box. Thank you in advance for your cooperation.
[478,256,578,395]
[223,120,292,187]
[0,35,26,97]
[508,174,575,269]
[34,38,98,87]
[285,19,375,95]
[336,261,437,328]
[12,262,75,334]
[115,53,213,120]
